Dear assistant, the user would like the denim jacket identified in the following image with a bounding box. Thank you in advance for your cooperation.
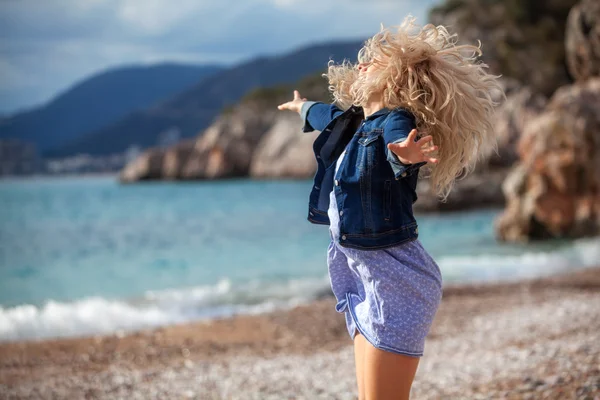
[300,101,427,250]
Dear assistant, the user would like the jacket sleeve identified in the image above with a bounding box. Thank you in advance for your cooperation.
[300,101,344,132]
[383,109,427,180]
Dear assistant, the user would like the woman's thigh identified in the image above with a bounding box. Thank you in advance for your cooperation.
[354,331,367,400]
[362,339,420,400]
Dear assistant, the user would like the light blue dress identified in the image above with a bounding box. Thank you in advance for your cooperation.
[327,150,443,357]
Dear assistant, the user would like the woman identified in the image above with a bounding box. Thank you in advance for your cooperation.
[277,16,502,399]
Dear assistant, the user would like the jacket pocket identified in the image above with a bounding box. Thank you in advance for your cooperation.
[383,179,392,222]
[358,129,382,170]
[358,135,380,146]
[358,128,383,146]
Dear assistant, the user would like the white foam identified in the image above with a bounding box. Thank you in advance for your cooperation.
[0,297,173,342]
[438,237,600,282]
[0,275,331,342]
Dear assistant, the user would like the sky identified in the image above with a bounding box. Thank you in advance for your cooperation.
[0,0,440,114]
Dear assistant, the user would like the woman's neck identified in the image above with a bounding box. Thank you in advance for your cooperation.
[362,94,385,119]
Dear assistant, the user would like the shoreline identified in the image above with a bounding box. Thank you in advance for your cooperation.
[1,267,599,399]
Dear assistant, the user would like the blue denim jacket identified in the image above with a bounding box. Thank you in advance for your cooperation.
[301,101,427,250]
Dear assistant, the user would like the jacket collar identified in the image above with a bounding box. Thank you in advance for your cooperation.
[349,105,390,121]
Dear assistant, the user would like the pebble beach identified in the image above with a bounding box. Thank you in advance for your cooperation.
[1,267,599,399]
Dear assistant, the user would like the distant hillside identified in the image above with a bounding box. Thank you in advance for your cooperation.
[0,64,224,154]
[50,40,364,157]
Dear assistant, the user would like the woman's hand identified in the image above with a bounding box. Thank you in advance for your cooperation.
[277,90,307,114]
[387,129,439,165]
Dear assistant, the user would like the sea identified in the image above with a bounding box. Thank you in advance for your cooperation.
[1,176,598,342]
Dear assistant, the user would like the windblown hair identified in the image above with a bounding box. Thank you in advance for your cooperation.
[325,16,504,200]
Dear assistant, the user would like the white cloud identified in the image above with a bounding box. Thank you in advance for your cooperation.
[70,0,114,12]
[270,0,297,7]
[116,0,210,35]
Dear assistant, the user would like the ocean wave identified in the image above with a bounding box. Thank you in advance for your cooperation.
[437,237,600,282]
[0,275,331,342]
[1,237,598,342]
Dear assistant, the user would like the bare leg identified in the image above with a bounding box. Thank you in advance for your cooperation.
[353,331,366,400]
[363,339,420,400]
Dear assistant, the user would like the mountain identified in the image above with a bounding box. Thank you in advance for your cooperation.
[49,40,364,157]
[0,64,224,154]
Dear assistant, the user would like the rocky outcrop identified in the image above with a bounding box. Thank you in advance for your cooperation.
[120,111,319,182]
[494,0,600,241]
[565,0,600,81]
[488,85,547,167]
[119,71,334,183]
[495,78,600,241]
[162,140,196,180]
[120,107,280,182]
[119,140,196,182]
[120,147,166,182]
[180,107,278,180]
[250,115,319,179]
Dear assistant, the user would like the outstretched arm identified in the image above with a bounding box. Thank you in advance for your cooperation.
[277,90,343,132]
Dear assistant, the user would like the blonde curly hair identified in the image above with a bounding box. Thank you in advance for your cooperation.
[325,16,504,200]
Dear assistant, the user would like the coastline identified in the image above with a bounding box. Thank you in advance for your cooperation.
[1,267,599,399]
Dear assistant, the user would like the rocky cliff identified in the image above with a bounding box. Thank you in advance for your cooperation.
[249,114,320,179]
[495,0,600,241]
[120,107,280,182]
[495,78,600,241]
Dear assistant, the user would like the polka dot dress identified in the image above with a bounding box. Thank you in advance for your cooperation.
[327,150,443,357]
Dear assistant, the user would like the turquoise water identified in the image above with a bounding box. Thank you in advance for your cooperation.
[1,176,598,341]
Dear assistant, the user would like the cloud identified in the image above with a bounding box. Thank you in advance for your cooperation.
[0,0,440,113]
[116,0,227,36]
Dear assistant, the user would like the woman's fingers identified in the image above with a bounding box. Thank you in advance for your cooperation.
[278,90,305,111]
[416,135,433,145]
[406,129,418,142]
[278,102,295,110]
[387,142,406,152]
[422,145,438,154]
